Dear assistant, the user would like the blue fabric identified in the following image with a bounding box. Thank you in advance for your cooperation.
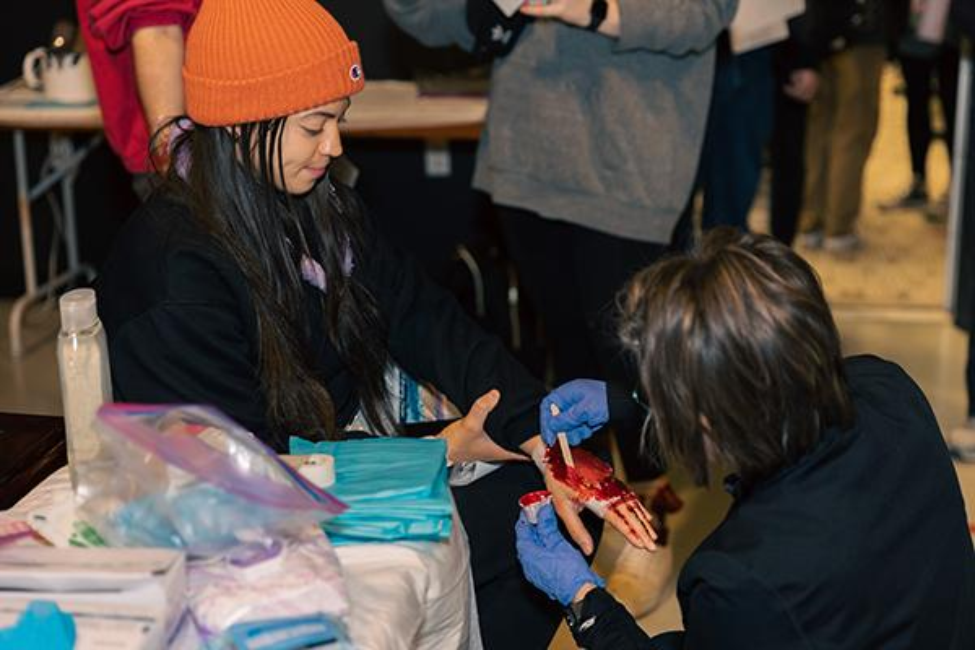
[289,437,453,544]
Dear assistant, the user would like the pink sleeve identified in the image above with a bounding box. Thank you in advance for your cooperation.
[87,0,200,52]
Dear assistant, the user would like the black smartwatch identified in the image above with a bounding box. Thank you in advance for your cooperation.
[587,0,608,32]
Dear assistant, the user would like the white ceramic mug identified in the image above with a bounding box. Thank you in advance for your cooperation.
[22,47,97,105]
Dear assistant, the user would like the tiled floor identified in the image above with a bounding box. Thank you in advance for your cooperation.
[0,63,972,646]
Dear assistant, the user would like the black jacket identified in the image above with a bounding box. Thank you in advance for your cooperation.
[573,356,975,649]
[804,0,896,54]
[97,186,544,452]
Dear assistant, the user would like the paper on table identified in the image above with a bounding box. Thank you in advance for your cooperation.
[0,547,186,650]
[730,0,805,53]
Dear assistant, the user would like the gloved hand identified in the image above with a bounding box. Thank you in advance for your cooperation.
[540,379,608,446]
[515,503,605,606]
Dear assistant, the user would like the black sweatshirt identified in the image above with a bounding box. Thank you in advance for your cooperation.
[97,186,544,452]
[574,356,975,649]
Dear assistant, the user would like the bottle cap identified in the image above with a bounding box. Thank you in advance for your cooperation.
[59,288,98,334]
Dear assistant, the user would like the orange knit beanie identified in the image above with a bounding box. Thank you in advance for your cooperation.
[183,0,364,126]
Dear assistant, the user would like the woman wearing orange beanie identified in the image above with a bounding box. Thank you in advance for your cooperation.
[95,0,655,647]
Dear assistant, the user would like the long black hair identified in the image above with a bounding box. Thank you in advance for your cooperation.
[157,117,393,448]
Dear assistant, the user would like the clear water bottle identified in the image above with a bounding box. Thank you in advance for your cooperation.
[57,288,113,495]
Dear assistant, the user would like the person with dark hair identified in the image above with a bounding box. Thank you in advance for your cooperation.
[518,228,975,648]
[94,1,655,648]
[383,0,737,619]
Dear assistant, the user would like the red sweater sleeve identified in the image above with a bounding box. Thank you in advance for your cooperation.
[87,0,199,51]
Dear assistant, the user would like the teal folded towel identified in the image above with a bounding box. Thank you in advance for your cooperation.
[289,437,453,544]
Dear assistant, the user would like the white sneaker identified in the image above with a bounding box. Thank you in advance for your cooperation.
[824,233,863,254]
[949,418,975,463]
[797,231,824,250]
[604,541,674,619]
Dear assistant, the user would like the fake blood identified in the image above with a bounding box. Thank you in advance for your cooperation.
[544,445,642,537]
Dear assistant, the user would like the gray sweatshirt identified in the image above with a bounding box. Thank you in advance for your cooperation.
[384,0,738,243]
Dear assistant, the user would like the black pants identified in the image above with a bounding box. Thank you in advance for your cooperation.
[901,48,960,179]
[967,333,974,418]
[452,462,604,649]
[497,206,667,480]
[768,51,810,246]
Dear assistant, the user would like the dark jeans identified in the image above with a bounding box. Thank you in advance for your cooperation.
[497,206,666,480]
[699,45,775,231]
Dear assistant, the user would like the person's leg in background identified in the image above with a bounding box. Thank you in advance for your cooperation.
[769,45,810,246]
[949,333,975,462]
[898,52,935,206]
[936,45,960,160]
[699,45,775,232]
[798,52,838,247]
[821,44,886,251]
[497,205,601,384]
[926,44,962,222]
[949,87,975,463]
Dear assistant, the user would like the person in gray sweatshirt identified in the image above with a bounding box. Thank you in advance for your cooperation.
[384,1,736,647]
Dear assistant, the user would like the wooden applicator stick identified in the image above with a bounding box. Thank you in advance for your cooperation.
[549,403,575,468]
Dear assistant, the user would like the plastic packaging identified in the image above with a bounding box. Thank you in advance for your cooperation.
[79,404,346,556]
[56,288,113,497]
[187,529,348,639]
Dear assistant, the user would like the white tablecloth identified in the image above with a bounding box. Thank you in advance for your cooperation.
[0,467,482,650]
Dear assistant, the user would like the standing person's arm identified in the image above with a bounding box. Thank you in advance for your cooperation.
[85,0,199,171]
[132,24,185,155]
[520,0,738,53]
[382,0,474,50]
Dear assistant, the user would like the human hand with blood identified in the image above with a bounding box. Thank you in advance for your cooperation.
[438,390,528,465]
[515,503,605,606]
[532,440,657,554]
[540,379,609,446]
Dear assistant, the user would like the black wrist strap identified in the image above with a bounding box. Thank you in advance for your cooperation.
[587,0,608,32]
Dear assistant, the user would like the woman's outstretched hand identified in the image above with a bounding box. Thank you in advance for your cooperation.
[438,390,528,464]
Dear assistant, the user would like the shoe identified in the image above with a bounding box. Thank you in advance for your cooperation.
[646,481,684,547]
[797,230,824,250]
[879,180,929,211]
[924,196,949,224]
[948,418,975,463]
[824,233,862,254]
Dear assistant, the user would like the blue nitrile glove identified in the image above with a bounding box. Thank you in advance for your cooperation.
[0,601,76,650]
[539,379,608,446]
[515,504,605,606]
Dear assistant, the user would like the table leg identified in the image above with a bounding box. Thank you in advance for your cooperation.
[8,131,100,358]
[13,130,36,295]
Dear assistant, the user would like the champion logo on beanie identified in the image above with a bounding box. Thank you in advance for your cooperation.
[183,0,366,126]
